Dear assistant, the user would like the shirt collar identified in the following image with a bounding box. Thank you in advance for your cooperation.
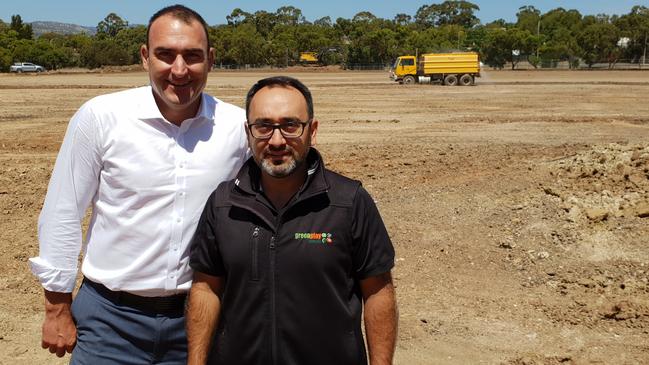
[136,85,216,126]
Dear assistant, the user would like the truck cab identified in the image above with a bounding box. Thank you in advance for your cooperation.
[390,56,417,83]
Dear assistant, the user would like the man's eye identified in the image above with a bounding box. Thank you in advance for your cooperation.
[282,122,299,132]
[255,124,273,133]
[156,52,174,62]
[185,53,204,63]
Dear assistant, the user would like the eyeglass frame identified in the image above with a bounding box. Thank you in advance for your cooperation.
[246,119,312,140]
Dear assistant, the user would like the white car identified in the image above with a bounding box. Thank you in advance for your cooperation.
[9,62,46,73]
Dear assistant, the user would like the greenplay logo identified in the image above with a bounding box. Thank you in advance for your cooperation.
[294,232,333,245]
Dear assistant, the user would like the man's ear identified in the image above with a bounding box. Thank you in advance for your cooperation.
[140,45,149,71]
[309,119,318,147]
[208,47,215,68]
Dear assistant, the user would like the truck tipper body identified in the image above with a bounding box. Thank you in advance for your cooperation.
[389,52,480,86]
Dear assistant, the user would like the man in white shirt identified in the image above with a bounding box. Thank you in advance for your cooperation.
[28,5,249,364]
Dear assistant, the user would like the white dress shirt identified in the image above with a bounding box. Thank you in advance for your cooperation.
[29,86,249,296]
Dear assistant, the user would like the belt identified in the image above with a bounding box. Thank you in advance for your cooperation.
[83,278,187,314]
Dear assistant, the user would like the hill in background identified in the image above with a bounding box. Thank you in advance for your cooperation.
[30,21,96,37]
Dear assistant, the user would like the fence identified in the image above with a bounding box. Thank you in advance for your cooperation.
[213,61,648,72]
[505,59,649,71]
[343,63,390,71]
[213,63,391,71]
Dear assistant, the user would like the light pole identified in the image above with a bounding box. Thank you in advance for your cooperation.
[536,20,540,58]
[643,33,647,67]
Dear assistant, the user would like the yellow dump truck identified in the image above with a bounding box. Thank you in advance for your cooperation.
[389,52,480,86]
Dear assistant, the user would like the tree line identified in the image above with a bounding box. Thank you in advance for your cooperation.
[1,2,648,72]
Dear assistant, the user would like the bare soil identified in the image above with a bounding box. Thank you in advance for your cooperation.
[1,69,648,365]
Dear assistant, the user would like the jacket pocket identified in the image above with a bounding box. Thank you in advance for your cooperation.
[250,226,260,281]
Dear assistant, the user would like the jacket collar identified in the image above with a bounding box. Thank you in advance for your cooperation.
[234,147,329,201]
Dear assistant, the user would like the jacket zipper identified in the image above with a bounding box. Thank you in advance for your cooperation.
[251,226,260,281]
[269,234,277,364]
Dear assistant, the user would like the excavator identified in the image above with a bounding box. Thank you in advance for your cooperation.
[298,48,341,66]
[299,52,319,65]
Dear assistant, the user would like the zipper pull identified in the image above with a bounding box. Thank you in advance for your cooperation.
[252,226,259,237]
[270,236,276,250]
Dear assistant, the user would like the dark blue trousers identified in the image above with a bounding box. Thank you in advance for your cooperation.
[69,281,187,364]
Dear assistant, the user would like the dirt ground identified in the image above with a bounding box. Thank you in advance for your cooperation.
[0,69,648,365]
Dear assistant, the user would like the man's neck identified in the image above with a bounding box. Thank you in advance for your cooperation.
[153,92,202,126]
[260,166,308,210]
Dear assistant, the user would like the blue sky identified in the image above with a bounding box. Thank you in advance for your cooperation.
[2,1,648,27]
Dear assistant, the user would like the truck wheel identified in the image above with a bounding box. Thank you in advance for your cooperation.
[403,75,416,85]
[459,74,473,86]
[443,74,458,86]
[18,69,23,73]
[37,68,43,73]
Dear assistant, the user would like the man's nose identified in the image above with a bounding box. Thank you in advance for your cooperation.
[267,127,286,147]
[171,55,188,77]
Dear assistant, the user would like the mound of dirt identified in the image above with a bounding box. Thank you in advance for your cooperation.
[544,143,649,223]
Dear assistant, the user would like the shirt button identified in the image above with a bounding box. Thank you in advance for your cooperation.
[169,274,175,279]
[176,218,181,223]
[179,192,185,196]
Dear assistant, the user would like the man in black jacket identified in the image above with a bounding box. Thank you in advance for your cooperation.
[186,76,398,365]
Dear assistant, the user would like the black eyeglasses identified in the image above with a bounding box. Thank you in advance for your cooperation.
[247,120,310,139]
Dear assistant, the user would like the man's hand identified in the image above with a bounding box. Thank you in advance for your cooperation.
[361,272,398,365]
[42,290,76,357]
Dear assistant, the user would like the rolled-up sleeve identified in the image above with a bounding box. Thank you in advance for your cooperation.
[351,186,395,280]
[29,102,102,292]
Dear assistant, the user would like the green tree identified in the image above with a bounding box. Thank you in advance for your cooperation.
[481,27,537,69]
[226,8,252,25]
[481,28,508,69]
[275,6,305,26]
[533,8,583,67]
[30,38,74,70]
[210,25,236,65]
[266,25,297,66]
[252,10,278,37]
[0,46,12,71]
[115,25,146,64]
[10,15,33,39]
[540,8,583,37]
[516,6,541,34]
[81,39,129,68]
[415,1,480,28]
[615,6,649,63]
[393,14,412,26]
[578,21,619,68]
[11,39,36,63]
[228,23,265,65]
[97,13,128,38]
[314,16,333,27]
[465,25,487,51]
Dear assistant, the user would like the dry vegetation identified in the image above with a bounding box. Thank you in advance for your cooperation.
[0,69,648,364]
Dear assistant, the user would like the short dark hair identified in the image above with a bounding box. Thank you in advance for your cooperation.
[147,4,211,50]
[245,76,314,121]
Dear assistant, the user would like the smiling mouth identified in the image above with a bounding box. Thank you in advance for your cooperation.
[168,80,192,87]
[267,152,287,158]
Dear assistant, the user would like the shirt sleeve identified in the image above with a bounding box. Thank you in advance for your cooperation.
[28,102,103,292]
[351,186,395,280]
[189,191,225,277]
